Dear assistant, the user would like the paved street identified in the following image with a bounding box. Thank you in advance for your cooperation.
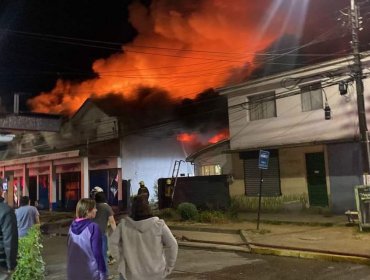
[42,235,370,280]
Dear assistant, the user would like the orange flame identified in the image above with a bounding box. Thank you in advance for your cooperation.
[28,1,290,115]
[208,129,229,144]
[176,133,198,143]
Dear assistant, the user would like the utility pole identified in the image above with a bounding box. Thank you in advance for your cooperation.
[350,0,370,173]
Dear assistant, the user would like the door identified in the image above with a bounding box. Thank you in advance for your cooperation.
[28,176,37,206]
[38,175,49,210]
[62,172,81,211]
[305,152,329,207]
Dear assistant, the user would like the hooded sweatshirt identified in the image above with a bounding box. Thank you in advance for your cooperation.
[110,216,178,280]
[67,219,106,280]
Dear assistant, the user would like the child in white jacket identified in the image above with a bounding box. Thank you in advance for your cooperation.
[110,195,178,280]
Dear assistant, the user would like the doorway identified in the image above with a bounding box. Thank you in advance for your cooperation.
[305,152,329,207]
[28,176,37,206]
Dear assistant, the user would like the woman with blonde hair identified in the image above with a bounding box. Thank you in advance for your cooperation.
[67,198,107,280]
[110,194,178,280]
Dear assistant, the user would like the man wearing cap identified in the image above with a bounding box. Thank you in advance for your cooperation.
[0,186,18,280]
[137,181,150,199]
[92,188,116,280]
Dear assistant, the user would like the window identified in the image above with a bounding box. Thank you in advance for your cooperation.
[301,83,323,112]
[248,92,276,121]
[201,164,222,176]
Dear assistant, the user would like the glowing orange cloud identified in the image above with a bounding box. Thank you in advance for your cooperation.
[176,133,198,143]
[28,0,292,115]
[208,129,229,144]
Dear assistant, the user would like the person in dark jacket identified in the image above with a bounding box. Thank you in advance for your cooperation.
[137,181,149,199]
[92,191,116,280]
[67,198,106,280]
[0,186,18,280]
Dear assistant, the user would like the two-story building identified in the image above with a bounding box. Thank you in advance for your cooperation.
[218,53,370,213]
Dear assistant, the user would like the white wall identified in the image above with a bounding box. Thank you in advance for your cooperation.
[227,75,370,151]
[121,134,194,200]
[193,141,231,176]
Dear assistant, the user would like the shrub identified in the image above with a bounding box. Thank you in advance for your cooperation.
[177,202,198,220]
[157,208,179,220]
[198,210,226,223]
[12,226,45,280]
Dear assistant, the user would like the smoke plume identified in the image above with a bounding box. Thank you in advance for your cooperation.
[28,0,289,115]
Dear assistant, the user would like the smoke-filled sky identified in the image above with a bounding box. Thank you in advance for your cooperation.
[1,0,366,117]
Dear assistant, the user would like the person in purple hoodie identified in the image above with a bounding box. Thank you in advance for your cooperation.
[67,198,107,280]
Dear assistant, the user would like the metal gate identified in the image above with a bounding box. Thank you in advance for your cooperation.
[240,150,281,196]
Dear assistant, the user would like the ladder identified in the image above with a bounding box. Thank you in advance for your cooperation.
[171,160,185,203]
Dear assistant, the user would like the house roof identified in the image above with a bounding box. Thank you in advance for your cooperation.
[0,112,62,132]
[186,139,229,162]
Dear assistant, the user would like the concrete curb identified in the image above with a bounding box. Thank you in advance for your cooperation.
[249,245,370,265]
[177,235,247,246]
[173,225,370,265]
[178,241,251,253]
[238,230,370,265]
[241,218,339,227]
[169,225,239,234]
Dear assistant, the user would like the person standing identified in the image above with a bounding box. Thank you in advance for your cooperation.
[137,181,149,199]
[15,196,40,238]
[67,198,106,280]
[0,186,18,280]
[110,194,178,280]
[92,191,116,280]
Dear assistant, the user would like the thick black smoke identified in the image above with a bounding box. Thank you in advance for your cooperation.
[92,87,228,135]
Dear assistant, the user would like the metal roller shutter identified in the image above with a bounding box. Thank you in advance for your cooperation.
[240,150,281,196]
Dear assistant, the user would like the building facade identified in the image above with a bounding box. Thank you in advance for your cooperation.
[0,99,122,210]
[219,54,370,213]
[0,98,193,210]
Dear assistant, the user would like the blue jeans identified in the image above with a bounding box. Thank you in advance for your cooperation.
[102,234,109,276]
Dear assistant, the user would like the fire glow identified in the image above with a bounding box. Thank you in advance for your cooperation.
[176,133,198,143]
[27,0,293,115]
[177,129,229,145]
[208,129,229,144]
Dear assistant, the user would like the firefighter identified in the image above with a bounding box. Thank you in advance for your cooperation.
[137,181,150,199]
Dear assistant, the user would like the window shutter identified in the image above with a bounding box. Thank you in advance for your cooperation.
[241,150,281,196]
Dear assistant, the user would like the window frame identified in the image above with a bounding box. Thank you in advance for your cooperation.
[201,164,222,176]
[248,91,277,121]
[300,83,323,112]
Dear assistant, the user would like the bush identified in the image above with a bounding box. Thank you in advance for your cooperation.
[198,211,226,223]
[12,226,45,280]
[157,208,179,220]
[177,202,198,220]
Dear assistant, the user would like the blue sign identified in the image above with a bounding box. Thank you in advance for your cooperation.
[258,150,270,169]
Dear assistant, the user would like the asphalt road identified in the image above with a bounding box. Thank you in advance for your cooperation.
[42,236,370,280]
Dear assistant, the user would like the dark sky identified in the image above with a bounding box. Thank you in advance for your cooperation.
[0,0,369,114]
[0,0,137,109]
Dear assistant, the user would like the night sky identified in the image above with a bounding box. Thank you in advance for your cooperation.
[0,0,368,117]
[0,0,136,110]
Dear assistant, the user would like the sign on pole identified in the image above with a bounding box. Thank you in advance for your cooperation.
[258,150,270,170]
[257,149,270,230]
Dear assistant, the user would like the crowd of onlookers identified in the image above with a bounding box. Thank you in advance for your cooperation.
[0,181,178,280]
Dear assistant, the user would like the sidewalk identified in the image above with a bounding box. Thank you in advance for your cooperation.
[167,212,370,265]
[40,211,370,265]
